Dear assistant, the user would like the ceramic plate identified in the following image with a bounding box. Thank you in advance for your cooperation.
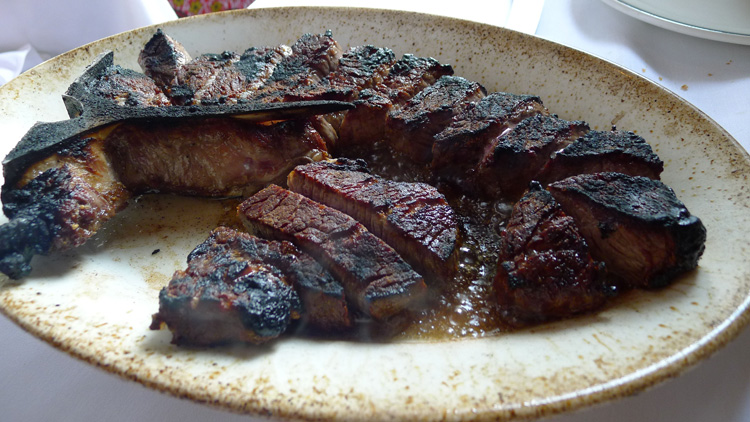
[602,0,750,45]
[1,7,749,422]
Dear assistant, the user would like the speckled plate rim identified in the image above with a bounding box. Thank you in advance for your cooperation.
[1,7,750,422]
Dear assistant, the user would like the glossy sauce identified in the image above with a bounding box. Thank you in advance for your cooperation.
[349,146,516,341]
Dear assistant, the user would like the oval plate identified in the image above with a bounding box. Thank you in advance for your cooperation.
[1,7,749,422]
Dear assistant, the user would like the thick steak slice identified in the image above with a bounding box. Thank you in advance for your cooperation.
[238,185,427,319]
[475,114,589,199]
[252,31,344,103]
[150,227,303,346]
[386,75,486,163]
[536,130,664,184]
[495,183,609,324]
[548,172,706,288]
[334,53,455,152]
[287,159,458,281]
[430,92,547,186]
[150,227,350,345]
[139,29,293,105]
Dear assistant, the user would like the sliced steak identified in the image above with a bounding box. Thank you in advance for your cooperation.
[536,130,664,185]
[385,76,486,163]
[238,185,427,319]
[252,31,344,103]
[548,172,706,289]
[430,92,547,186]
[475,114,589,199]
[287,158,459,281]
[333,53,454,153]
[150,227,304,346]
[77,61,172,108]
[310,45,398,151]
[495,183,609,324]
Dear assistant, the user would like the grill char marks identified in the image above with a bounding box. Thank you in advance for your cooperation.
[150,227,306,346]
[475,115,589,199]
[252,31,344,103]
[239,185,427,319]
[430,92,548,187]
[287,158,459,281]
[386,76,486,163]
[333,52,454,153]
[536,130,664,185]
[79,62,172,108]
[494,183,608,324]
[548,172,706,289]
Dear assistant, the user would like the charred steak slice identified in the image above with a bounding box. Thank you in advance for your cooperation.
[287,158,459,281]
[430,92,548,187]
[334,53,455,153]
[475,114,589,199]
[0,136,130,279]
[252,31,344,103]
[495,183,608,324]
[536,130,664,185]
[238,185,427,319]
[150,227,305,346]
[139,29,293,106]
[548,172,706,289]
[385,75,486,163]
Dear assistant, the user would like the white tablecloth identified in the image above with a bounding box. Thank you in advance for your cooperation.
[1,1,749,421]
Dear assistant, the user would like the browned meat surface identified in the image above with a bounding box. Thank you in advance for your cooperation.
[386,76,486,162]
[138,29,193,90]
[104,118,328,197]
[430,92,548,187]
[333,53,454,153]
[536,130,664,185]
[82,61,172,108]
[494,183,609,324]
[238,185,427,319]
[138,30,341,106]
[150,227,304,346]
[475,115,589,199]
[251,31,344,103]
[287,158,459,281]
[0,135,130,278]
[548,172,706,288]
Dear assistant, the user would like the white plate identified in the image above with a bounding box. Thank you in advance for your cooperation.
[1,7,750,422]
[602,0,750,45]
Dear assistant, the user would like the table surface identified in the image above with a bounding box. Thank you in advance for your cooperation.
[2,1,749,421]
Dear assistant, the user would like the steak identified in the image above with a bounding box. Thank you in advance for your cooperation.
[104,117,329,197]
[548,172,706,288]
[238,184,427,319]
[386,75,486,162]
[495,183,609,324]
[287,158,459,281]
[475,114,589,199]
[430,92,548,186]
[334,53,454,153]
[536,130,664,185]
[150,227,306,346]
[0,137,130,279]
